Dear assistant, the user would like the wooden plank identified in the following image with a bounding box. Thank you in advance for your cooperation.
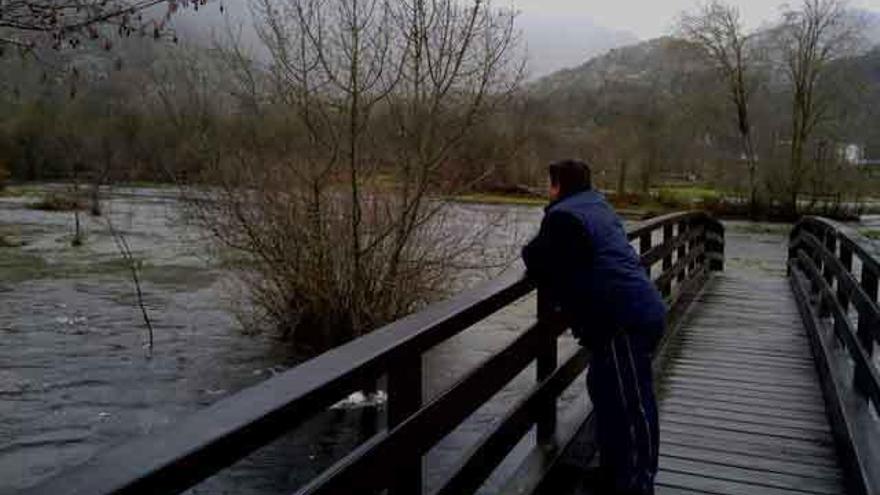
[672,344,814,361]
[676,329,809,342]
[666,368,822,392]
[660,432,840,468]
[661,404,831,433]
[667,352,817,369]
[670,356,817,373]
[661,384,828,414]
[671,363,818,390]
[664,377,824,400]
[659,458,843,495]
[667,361,817,381]
[661,397,827,423]
[669,355,817,372]
[660,443,841,480]
[661,414,834,444]
[689,311,801,322]
[656,470,837,495]
[659,423,835,459]
[655,486,712,495]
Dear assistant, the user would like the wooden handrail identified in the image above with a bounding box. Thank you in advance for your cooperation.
[788,216,880,495]
[26,210,724,495]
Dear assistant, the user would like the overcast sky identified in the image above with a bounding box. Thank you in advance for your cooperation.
[511,0,880,40]
[176,0,880,78]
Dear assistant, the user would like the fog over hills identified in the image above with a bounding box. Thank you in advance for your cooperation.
[518,11,638,79]
[169,1,638,79]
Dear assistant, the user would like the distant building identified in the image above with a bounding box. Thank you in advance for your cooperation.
[839,143,864,165]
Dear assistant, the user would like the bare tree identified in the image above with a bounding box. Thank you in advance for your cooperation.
[681,0,761,216]
[776,0,862,214]
[180,0,522,356]
[0,0,203,56]
[106,214,155,352]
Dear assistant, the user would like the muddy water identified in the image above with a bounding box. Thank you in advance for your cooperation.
[0,188,562,494]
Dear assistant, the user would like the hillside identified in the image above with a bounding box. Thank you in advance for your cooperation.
[527,37,709,98]
[530,9,880,99]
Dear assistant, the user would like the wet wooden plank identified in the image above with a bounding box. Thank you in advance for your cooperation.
[659,444,841,480]
[656,470,838,495]
[661,414,833,443]
[660,404,831,433]
[660,384,828,413]
[659,457,844,494]
[660,433,840,468]
[656,271,844,495]
[663,376,824,400]
[661,397,827,423]
[659,423,836,458]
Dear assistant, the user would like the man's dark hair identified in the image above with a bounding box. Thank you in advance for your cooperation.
[549,159,592,197]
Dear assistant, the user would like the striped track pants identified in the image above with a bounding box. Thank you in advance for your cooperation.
[586,322,663,495]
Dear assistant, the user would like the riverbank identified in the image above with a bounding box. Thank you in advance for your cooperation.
[449,186,879,223]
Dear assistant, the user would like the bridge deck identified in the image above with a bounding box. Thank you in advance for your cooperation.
[655,268,845,495]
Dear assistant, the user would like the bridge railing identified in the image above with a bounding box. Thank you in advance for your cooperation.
[27,210,724,495]
[789,216,880,495]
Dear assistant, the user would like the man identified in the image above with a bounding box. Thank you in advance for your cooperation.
[522,159,666,495]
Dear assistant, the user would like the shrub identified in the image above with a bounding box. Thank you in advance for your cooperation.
[30,192,86,211]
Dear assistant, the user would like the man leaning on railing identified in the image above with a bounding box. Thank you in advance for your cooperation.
[522,159,667,495]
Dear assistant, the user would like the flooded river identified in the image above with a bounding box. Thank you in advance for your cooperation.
[0,187,558,494]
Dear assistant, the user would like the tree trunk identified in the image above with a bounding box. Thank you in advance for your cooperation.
[617,158,628,195]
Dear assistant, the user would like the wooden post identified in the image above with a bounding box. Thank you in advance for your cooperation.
[536,288,558,445]
[676,221,687,284]
[819,234,836,318]
[855,267,878,399]
[787,226,799,276]
[388,354,423,494]
[838,244,853,312]
[661,224,674,297]
[640,233,652,277]
[705,220,723,272]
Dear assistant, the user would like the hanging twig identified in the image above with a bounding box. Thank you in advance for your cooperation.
[106,215,155,353]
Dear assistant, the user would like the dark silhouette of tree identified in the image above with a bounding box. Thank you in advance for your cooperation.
[0,0,207,55]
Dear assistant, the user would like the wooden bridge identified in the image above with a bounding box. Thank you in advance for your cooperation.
[25,212,880,495]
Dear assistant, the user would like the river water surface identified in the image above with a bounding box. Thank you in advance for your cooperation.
[0,187,572,494]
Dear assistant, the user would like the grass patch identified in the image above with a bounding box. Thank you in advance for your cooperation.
[115,180,178,189]
[654,186,722,208]
[860,229,880,240]
[0,184,44,198]
[0,234,25,248]
[448,193,546,207]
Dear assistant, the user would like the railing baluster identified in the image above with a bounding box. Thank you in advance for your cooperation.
[706,219,723,272]
[819,233,837,318]
[640,233,652,277]
[855,267,879,399]
[838,243,853,313]
[536,289,558,445]
[676,221,687,284]
[388,354,424,494]
[661,224,674,297]
[691,220,703,273]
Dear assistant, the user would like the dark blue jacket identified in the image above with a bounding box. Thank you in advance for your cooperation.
[522,190,666,346]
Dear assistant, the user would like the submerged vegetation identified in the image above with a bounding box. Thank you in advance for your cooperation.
[29,192,86,212]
